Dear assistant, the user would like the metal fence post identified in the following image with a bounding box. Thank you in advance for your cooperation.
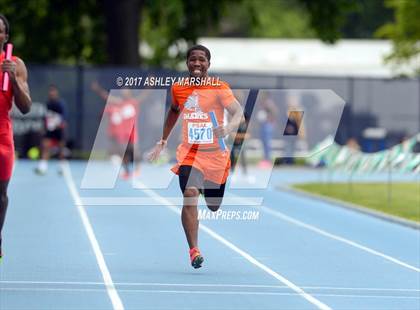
[76,64,84,150]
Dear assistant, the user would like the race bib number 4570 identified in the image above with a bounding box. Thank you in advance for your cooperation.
[188,122,213,144]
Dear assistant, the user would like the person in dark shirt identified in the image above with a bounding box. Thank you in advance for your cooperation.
[35,84,67,175]
[283,96,305,164]
[257,96,277,168]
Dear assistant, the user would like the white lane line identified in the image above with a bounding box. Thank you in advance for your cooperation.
[1,280,419,292]
[0,287,419,300]
[260,204,420,273]
[136,183,332,310]
[62,161,124,310]
[80,197,262,206]
[227,193,420,273]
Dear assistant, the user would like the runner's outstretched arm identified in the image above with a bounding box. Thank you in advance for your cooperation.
[148,103,180,161]
[161,103,181,141]
[90,81,109,101]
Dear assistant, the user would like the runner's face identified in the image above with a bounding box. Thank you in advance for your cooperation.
[187,50,209,78]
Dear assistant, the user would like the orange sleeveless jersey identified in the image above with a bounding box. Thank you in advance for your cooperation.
[170,80,235,184]
[171,80,235,150]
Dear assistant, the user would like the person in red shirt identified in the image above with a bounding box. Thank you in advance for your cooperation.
[148,45,243,269]
[0,14,32,260]
[91,82,141,178]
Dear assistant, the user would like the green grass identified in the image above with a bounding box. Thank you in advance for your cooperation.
[293,182,420,223]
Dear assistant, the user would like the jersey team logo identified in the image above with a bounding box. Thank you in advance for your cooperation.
[184,91,201,112]
[183,91,208,120]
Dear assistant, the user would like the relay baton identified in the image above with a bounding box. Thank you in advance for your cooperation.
[2,43,13,92]
[209,111,226,151]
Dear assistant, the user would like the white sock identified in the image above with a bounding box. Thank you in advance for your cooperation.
[38,159,48,172]
[110,155,122,166]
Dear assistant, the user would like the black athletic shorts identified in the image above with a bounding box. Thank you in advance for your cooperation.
[178,165,226,199]
[45,129,64,141]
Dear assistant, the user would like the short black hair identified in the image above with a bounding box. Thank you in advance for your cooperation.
[0,14,9,35]
[186,45,211,61]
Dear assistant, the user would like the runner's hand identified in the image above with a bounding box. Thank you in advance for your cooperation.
[213,126,229,138]
[147,140,166,162]
[1,59,17,82]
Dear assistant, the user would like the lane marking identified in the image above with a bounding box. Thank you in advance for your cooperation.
[62,161,124,310]
[228,193,420,273]
[0,287,419,299]
[80,197,262,206]
[82,187,420,273]
[260,204,420,273]
[136,182,332,310]
[1,280,419,292]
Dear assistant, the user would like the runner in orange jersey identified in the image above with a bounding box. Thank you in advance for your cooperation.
[148,45,243,269]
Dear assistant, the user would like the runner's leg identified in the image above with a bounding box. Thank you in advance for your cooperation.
[203,181,226,212]
[178,165,204,249]
[0,179,10,256]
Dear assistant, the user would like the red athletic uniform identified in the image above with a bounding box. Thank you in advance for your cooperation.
[104,98,139,145]
[0,52,17,181]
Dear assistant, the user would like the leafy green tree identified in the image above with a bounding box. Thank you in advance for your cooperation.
[141,0,319,66]
[214,0,315,39]
[375,0,420,74]
[1,0,107,64]
[1,0,230,66]
[140,0,230,67]
[0,0,398,67]
[299,0,358,43]
[340,0,393,39]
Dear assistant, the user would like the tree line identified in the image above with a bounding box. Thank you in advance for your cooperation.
[1,0,418,74]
